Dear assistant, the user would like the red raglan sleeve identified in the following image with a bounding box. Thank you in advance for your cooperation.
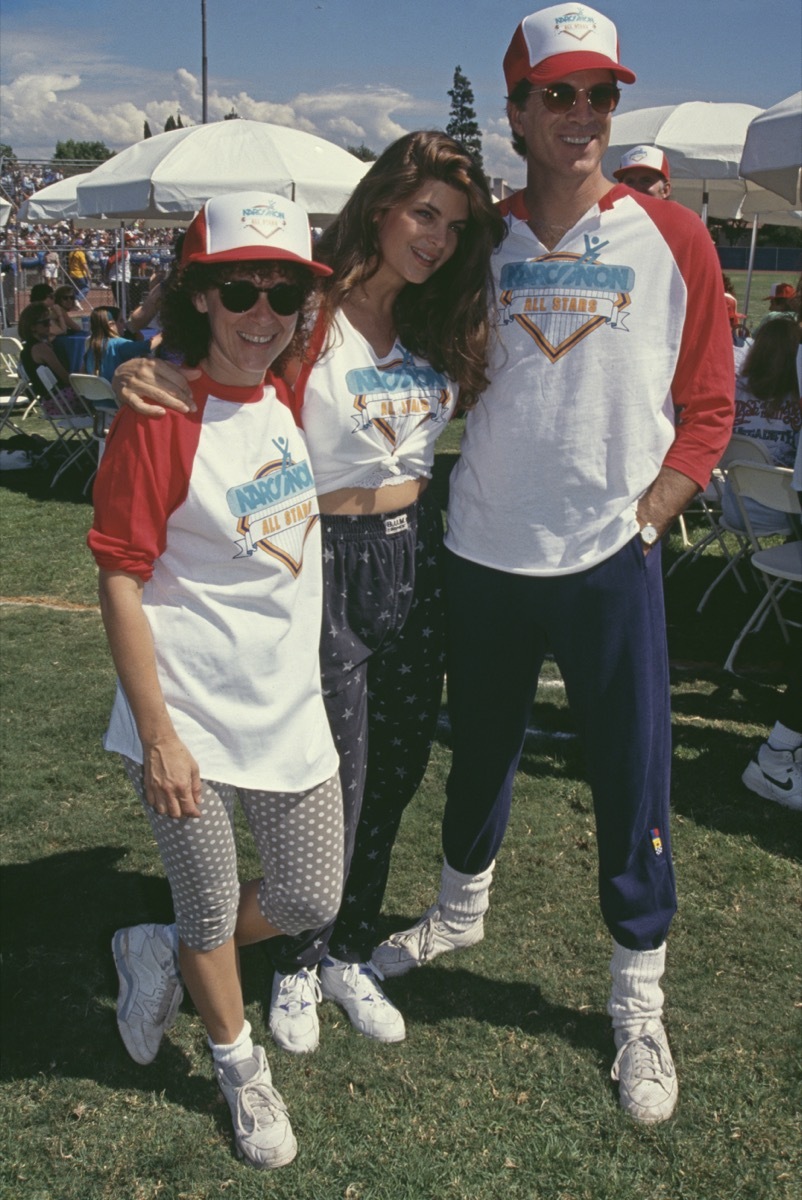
[87,393,205,581]
[639,195,735,489]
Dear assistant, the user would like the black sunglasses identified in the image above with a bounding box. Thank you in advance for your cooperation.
[218,280,306,316]
[535,82,621,115]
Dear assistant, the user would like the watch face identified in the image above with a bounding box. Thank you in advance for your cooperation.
[640,524,659,545]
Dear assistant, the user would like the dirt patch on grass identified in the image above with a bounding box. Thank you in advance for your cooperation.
[0,595,99,612]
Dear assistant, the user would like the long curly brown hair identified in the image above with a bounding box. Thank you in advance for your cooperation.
[314,131,505,407]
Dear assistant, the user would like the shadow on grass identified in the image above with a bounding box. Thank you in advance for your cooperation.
[0,432,94,506]
[1,847,215,1109]
[377,959,611,1068]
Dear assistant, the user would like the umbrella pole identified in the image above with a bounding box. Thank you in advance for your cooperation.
[118,223,128,325]
[701,182,709,227]
[743,219,759,319]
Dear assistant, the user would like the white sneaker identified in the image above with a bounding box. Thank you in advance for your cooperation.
[215,1045,297,1169]
[319,957,405,1043]
[269,968,322,1054]
[611,1019,678,1124]
[370,906,484,978]
[742,744,802,811]
[111,924,183,1065]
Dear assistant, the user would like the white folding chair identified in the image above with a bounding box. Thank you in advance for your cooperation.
[69,373,120,492]
[0,360,37,437]
[0,335,22,389]
[669,435,773,584]
[35,365,96,486]
[723,463,802,672]
[694,435,783,613]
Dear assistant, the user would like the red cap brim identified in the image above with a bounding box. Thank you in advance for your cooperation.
[182,246,332,276]
[526,51,636,86]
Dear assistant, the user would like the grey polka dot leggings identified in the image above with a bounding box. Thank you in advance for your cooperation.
[122,758,344,952]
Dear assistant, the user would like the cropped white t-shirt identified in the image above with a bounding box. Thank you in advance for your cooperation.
[294,310,458,495]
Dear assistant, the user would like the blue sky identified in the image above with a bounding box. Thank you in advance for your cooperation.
[1,0,799,188]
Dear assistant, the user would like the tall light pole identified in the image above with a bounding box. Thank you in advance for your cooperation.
[201,0,208,124]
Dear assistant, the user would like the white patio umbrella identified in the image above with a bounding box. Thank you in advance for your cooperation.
[16,174,86,223]
[76,120,370,225]
[0,197,11,227]
[739,92,802,207]
[603,101,764,223]
[17,175,187,229]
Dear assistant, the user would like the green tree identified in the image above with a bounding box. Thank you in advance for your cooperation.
[347,143,378,162]
[446,65,483,170]
[0,143,16,164]
[53,139,113,162]
[143,120,153,139]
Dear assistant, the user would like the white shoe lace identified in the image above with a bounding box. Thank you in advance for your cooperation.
[235,1077,290,1134]
[611,1027,674,1086]
[385,908,439,962]
[277,969,322,1011]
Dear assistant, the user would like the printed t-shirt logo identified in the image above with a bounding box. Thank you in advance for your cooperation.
[226,437,317,576]
[345,348,451,448]
[498,234,634,363]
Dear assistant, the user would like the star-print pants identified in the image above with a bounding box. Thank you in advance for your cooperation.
[266,486,446,971]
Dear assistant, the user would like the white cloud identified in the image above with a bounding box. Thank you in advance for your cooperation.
[0,58,520,187]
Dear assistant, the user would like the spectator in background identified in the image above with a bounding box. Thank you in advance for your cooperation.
[765,283,797,314]
[29,283,55,306]
[721,313,801,535]
[84,306,154,381]
[613,144,672,199]
[68,242,90,297]
[51,284,83,335]
[1,263,15,329]
[42,247,60,284]
[17,301,83,414]
[106,242,132,312]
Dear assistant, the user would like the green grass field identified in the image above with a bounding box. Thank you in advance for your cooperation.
[1,414,800,1200]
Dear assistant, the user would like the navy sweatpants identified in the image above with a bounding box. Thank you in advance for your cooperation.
[266,488,446,971]
[441,537,677,952]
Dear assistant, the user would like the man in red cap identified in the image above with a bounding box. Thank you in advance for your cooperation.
[614,144,672,199]
[373,3,734,1126]
[765,282,797,313]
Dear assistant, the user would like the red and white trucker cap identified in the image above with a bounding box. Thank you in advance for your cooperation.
[181,191,332,275]
[503,4,636,91]
[614,145,671,183]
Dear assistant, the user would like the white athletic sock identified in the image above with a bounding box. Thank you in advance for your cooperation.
[608,941,666,1036]
[767,721,802,752]
[437,859,495,929]
[209,1019,254,1069]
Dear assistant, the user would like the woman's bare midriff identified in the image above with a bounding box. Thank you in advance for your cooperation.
[318,477,428,515]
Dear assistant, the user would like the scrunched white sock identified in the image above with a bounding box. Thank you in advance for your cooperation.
[437,859,495,929]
